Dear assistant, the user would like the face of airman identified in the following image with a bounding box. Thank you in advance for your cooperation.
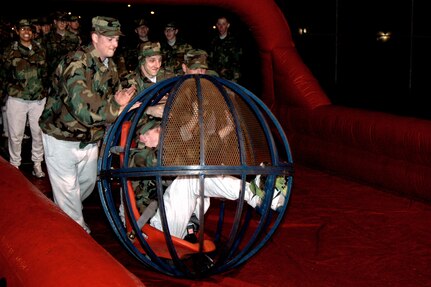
[164,26,177,41]
[182,64,207,75]
[17,25,33,44]
[92,33,120,60]
[141,55,162,78]
[140,126,161,148]
[136,25,149,38]
[216,17,230,36]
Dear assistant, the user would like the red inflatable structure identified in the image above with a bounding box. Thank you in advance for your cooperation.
[0,156,145,287]
[1,0,431,286]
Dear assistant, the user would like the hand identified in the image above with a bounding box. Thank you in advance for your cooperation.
[129,102,142,111]
[115,86,136,107]
[218,110,234,139]
[157,95,168,104]
[145,103,165,118]
[118,101,141,115]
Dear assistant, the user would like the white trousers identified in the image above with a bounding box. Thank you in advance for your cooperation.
[150,175,260,239]
[6,97,46,167]
[42,133,98,230]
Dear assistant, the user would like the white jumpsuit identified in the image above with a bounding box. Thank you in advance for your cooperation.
[150,175,260,239]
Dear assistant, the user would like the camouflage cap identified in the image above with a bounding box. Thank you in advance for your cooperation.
[164,21,177,29]
[139,42,162,60]
[135,18,149,28]
[31,18,41,25]
[53,11,68,21]
[69,15,80,22]
[92,16,124,37]
[39,17,51,25]
[184,49,208,69]
[17,19,32,29]
[139,119,161,136]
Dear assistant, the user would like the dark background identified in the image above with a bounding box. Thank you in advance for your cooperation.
[3,0,430,120]
[278,0,430,119]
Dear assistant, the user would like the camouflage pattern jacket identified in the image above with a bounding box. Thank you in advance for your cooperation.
[160,38,193,74]
[45,30,80,76]
[1,40,48,101]
[39,44,123,146]
[208,33,242,82]
[129,118,170,213]
[123,66,175,92]
[130,144,160,213]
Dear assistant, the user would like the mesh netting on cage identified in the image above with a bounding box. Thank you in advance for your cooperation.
[98,74,294,278]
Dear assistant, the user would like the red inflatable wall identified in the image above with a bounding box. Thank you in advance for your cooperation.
[0,156,146,286]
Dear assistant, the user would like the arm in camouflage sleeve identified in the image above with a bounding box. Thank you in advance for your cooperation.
[61,56,135,127]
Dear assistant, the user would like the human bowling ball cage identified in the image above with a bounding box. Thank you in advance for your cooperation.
[98,74,294,278]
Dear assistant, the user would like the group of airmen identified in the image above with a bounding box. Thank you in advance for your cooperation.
[0,11,243,136]
[0,11,245,237]
[0,11,243,141]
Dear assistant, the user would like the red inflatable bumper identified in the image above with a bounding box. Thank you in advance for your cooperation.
[0,157,145,287]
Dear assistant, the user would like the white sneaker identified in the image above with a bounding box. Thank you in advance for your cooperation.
[32,163,45,178]
[83,223,91,234]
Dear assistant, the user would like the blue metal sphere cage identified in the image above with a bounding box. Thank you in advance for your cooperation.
[97,74,294,278]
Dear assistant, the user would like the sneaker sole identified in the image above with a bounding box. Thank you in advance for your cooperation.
[32,171,46,178]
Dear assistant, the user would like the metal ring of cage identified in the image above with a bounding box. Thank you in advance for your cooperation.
[97,74,294,278]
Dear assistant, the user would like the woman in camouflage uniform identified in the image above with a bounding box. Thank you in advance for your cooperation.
[2,19,48,177]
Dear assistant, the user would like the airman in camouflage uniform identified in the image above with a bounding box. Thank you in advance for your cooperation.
[182,49,219,76]
[30,18,42,45]
[39,16,136,234]
[130,49,217,176]
[123,41,175,213]
[129,120,170,213]
[1,19,48,177]
[0,19,12,137]
[160,21,193,75]
[208,16,242,83]
[45,11,81,77]
[38,17,52,48]
[67,14,84,46]
[123,41,175,91]
[125,49,221,239]
[137,54,286,240]
[122,18,153,73]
